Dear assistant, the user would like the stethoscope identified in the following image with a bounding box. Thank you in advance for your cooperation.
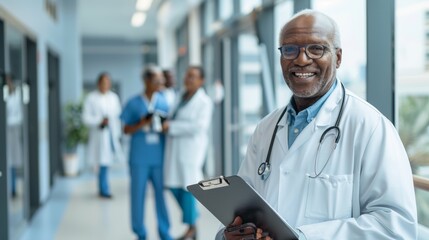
[258,83,346,180]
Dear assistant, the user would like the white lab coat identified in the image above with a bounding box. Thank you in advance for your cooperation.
[6,87,23,167]
[235,82,417,239]
[82,90,123,166]
[164,88,213,189]
[162,87,177,111]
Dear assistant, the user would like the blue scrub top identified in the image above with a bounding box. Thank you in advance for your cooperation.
[120,93,169,167]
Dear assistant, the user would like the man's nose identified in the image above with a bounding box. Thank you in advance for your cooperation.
[293,48,312,66]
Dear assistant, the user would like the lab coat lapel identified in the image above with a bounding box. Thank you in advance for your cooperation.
[275,123,288,154]
[286,82,343,153]
[287,121,316,153]
[174,88,203,117]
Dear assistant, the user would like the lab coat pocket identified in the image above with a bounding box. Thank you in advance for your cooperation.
[305,174,353,220]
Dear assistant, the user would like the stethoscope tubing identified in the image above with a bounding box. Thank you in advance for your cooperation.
[258,82,346,180]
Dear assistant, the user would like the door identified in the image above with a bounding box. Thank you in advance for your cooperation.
[0,18,9,240]
[48,50,62,182]
[26,37,39,218]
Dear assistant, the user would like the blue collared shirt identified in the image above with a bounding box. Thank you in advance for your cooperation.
[287,81,337,148]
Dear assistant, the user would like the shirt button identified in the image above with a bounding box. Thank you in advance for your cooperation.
[294,128,299,134]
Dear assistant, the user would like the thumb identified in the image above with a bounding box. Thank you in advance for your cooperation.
[229,216,243,227]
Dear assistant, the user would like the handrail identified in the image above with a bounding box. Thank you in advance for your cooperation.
[413,175,429,191]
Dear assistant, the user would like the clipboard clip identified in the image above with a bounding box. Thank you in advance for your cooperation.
[198,176,230,190]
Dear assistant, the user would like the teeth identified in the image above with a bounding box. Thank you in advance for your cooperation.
[295,72,315,78]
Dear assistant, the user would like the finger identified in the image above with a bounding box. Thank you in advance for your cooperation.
[255,228,262,239]
[263,233,272,240]
[241,234,257,240]
[229,216,243,227]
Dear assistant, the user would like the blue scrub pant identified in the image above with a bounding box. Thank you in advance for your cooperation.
[170,188,199,225]
[130,165,172,240]
[98,166,110,196]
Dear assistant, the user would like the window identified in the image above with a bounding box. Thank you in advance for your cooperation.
[240,0,262,15]
[203,0,216,36]
[219,0,234,20]
[312,0,367,99]
[396,0,429,230]
[274,1,294,107]
[238,34,264,165]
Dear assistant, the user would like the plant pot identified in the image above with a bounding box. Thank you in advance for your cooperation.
[63,153,79,176]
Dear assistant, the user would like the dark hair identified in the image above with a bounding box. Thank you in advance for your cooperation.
[3,72,13,85]
[97,72,109,84]
[189,66,205,79]
[162,69,171,76]
[142,64,161,81]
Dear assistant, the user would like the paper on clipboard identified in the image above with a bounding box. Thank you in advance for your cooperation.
[187,175,299,240]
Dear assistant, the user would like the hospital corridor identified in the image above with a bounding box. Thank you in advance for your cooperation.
[18,162,220,240]
[1,0,429,240]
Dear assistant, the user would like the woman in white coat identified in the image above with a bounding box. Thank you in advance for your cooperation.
[5,74,23,198]
[82,73,123,198]
[163,66,213,240]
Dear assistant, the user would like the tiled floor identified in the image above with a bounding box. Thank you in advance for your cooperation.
[20,163,221,240]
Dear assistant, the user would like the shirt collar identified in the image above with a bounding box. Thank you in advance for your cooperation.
[286,80,338,126]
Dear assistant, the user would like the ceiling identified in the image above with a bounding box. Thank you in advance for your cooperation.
[78,0,202,42]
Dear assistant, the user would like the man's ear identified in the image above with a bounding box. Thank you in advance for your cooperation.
[336,48,342,69]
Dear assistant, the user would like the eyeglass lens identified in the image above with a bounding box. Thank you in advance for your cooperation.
[279,44,326,60]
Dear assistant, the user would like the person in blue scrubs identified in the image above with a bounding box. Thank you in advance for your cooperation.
[120,65,172,240]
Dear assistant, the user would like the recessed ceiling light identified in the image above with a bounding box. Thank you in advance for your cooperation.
[131,12,146,27]
[136,0,153,11]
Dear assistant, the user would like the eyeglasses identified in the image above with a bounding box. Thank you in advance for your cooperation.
[278,44,331,60]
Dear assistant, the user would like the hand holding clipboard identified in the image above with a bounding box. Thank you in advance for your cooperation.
[187,175,299,240]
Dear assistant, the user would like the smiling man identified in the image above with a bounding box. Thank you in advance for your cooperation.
[217,9,417,240]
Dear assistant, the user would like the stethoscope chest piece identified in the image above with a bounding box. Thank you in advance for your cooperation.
[258,162,271,180]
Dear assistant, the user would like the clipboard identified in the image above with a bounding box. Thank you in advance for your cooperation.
[187,175,299,240]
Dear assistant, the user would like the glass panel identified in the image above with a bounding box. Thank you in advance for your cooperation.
[240,0,262,15]
[176,19,189,88]
[202,42,217,176]
[274,0,294,107]
[312,0,367,99]
[219,0,233,20]
[395,0,429,233]
[5,24,28,239]
[237,34,264,163]
[203,0,216,36]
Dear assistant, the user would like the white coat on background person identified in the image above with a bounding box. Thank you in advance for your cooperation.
[82,75,123,167]
[6,76,23,169]
[164,87,213,189]
[163,66,213,239]
[5,74,23,198]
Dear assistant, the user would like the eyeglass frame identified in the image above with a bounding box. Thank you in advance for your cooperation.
[277,44,334,60]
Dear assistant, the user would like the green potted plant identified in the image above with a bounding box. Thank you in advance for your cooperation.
[63,100,88,176]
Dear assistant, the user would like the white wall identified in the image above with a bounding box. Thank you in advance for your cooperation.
[0,0,82,201]
[61,0,82,104]
[188,7,201,65]
[82,42,144,103]
[157,0,204,69]
[157,1,177,69]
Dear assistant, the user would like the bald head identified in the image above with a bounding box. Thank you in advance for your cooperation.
[279,9,341,49]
